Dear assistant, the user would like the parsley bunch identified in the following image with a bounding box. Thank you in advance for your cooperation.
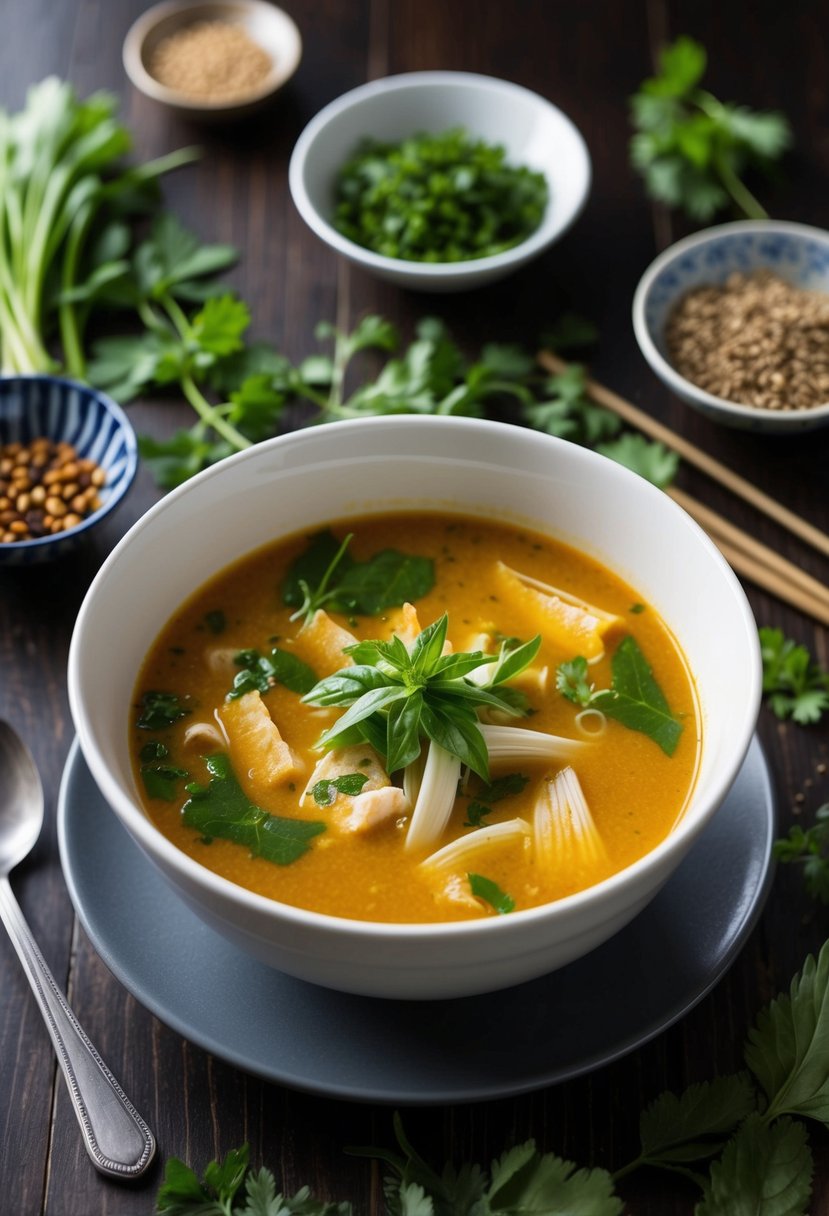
[630,36,791,221]
[155,938,829,1216]
[303,614,540,780]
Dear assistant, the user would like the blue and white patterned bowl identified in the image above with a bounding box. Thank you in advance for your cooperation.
[0,376,138,566]
[633,220,829,433]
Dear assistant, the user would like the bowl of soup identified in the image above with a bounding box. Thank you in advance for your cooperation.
[67,417,761,999]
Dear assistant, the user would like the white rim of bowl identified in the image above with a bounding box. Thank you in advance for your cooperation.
[288,71,592,279]
[632,218,829,425]
[68,416,761,943]
[122,0,303,111]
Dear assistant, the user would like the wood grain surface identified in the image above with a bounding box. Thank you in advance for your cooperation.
[1,2,829,1212]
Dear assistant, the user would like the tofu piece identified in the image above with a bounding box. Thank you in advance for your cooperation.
[218,690,304,803]
[343,785,410,834]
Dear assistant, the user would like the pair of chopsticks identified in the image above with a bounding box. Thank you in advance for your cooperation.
[537,350,829,629]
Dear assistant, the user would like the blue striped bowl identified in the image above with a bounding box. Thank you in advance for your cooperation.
[0,376,138,565]
[633,220,829,433]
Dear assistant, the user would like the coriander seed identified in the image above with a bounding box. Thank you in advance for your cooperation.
[0,437,105,544]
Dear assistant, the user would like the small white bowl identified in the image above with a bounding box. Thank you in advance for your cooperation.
[68,417,760,1000]
[123,0,302,120]
[288,71,591,292]
[633,220,829,433]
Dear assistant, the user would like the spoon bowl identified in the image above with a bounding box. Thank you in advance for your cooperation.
[0,721,44,874]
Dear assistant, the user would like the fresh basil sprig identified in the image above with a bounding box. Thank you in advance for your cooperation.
[303,616,540,780]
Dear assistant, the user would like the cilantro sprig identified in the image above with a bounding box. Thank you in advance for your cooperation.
[775,805,829,904]
[155,940,829,1216]
[760,627,829,725]
[630,36,791,221]
[303,615,540,780]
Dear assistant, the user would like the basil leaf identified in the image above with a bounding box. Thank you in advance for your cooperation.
[410,614,449,677]
[182,754,325,864]
[594,637,683,757]
[421,699,490,780]
[468,873,515,915]
[331,550,435,615]
[486,635,542,686]
[319,686,410,748]
[304,665,391,706]
[385,693,424,774]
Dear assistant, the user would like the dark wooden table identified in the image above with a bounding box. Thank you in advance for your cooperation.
[2,2,829,1212]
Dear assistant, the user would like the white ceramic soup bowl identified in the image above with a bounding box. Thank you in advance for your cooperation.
[68,417,761,1000]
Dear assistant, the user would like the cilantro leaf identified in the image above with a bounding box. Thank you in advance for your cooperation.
[637,1075,756,1176]
[695,1115,812,1216]
[594,637,684,756]
[556,656,595,707]
[774,805,829,903]
[759,627,829,725]
[464,773,529,827]
[540,312,599,353]
[191,295,251,357]
[523,363,622,446]
[596,433,679,489]
[157,1143,249,1215]
[630,36,791,221]
[182,755,325,865]
[485,1141,622,1215]
[745,939,829,1125]
[468,873,515,914]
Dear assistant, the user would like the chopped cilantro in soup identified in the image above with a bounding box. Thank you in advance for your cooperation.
[130,514,700,923]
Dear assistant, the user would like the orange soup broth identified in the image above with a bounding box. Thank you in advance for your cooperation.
[131,513,701,923]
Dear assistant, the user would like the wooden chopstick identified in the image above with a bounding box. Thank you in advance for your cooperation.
[668,487,829,627]
[538,350,829,562]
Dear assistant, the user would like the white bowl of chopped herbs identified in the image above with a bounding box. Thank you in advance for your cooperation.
[289,72,591,291]
[633,220,829,433]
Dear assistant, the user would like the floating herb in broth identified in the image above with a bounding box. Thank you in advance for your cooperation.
[130,514,700,923]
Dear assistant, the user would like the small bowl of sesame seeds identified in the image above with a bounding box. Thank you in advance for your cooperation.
[633,220,829,433]
[123,0,302,121]
[0,376,138,566]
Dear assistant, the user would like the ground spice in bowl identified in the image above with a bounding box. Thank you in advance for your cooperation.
[149,20,273,102]
[665,269,829,413]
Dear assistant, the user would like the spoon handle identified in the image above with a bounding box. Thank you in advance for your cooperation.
[0,875,156,1179]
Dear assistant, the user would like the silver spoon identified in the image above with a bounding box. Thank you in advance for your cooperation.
[0,720,155,1179]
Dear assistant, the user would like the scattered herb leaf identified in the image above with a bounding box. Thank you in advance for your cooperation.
[283,532,435,621]
[695,1114,812,1216]
[630,36,791,221]
[468,873,516,915]
[230,648,319,698]
[205,610,226,635]
[141,764,189,802]
[774,805,829,904]
[136,691,190,730]
[182,754,325,865]
[140,741,170,761]
[311,773,370,807]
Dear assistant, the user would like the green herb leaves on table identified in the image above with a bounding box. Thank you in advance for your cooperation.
[630,36,791,221]
[182,754,325,865]
[557,638,684,756]
[775,805,829,904]
[155,938,829,1216]
[0,78,198,377]
[333,127,548,262]
[760,626,829,724]
[303,615,540,780]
